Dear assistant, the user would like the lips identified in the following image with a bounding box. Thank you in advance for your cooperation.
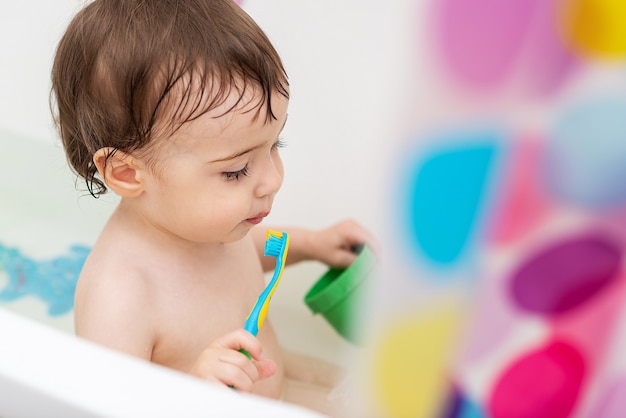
[246,212,269,225]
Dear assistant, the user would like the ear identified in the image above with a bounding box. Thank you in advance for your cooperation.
[93,147,145,198]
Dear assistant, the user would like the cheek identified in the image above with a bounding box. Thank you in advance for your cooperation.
[198,188,251,221]
[274,153,285,179]
[150,165,251,225]
[172,195,250,242]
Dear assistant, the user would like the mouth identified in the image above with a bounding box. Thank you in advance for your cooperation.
[246,212,269,225]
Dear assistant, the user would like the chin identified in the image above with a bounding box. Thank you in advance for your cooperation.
[221,224,254,243]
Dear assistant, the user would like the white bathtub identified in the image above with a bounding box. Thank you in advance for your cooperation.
[0,129,357,417]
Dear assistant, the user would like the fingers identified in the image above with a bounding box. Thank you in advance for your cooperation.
[190,329,277,392]
[339,219,379,255]
[256,357,278,380]
[219,349,262,391]
[222,353,277,392]
[330,247,359,268]
[319,219,379,268]
[216,329,264,361]
[220,349,276,391]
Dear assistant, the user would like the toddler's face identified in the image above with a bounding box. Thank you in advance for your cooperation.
[137,90,289,244]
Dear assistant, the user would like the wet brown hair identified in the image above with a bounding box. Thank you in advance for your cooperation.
[51,0,289,197]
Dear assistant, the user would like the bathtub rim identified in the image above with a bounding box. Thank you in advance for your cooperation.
[0,307,325,418]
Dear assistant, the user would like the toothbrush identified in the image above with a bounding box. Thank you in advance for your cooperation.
[239,230,290,359]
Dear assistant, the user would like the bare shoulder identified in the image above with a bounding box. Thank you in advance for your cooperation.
[74,239,156,360]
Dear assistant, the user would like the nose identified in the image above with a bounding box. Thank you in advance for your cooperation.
[254,153,284,198]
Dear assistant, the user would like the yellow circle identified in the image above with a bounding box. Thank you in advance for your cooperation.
[367,307,460,418]
[558,0,626,59]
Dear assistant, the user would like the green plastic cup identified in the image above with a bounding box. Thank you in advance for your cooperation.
[304,245,375,344]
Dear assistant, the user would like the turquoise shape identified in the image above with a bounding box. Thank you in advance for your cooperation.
[404,137,499,266]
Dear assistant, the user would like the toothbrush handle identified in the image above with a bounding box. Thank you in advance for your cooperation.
[229,348,253,390]
[239,348,252,359]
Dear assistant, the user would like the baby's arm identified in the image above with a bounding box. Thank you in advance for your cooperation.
[252,219,376,271]
[189,329,276,392]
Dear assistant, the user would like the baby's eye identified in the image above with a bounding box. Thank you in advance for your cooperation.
[223,165,250,181]
[272,138,286,150]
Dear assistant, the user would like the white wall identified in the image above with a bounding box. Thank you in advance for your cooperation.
[245,0,415,235]
[0,1,81,142]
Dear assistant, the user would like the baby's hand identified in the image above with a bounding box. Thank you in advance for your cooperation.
[189,329,276,392]
[308,219,378,268]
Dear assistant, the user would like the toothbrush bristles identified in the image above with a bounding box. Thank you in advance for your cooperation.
[264,230,285,257]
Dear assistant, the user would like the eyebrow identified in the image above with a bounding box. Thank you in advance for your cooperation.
[209,114,288,163]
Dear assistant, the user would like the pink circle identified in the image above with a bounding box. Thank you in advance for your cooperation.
[488,339,586,418]
[431,0,538,89]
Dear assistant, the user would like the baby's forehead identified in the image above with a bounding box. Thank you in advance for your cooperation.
[153,81,258,132]
[162,88,287,140]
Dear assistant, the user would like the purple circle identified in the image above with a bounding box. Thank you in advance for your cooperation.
[510,233,621,314]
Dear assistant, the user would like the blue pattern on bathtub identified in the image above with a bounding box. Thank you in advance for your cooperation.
[0,243,89,316]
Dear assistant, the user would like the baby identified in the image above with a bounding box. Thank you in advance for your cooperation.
[51,0,373,415]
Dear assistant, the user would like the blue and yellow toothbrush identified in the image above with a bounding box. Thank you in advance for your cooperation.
[239,230,290,359]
